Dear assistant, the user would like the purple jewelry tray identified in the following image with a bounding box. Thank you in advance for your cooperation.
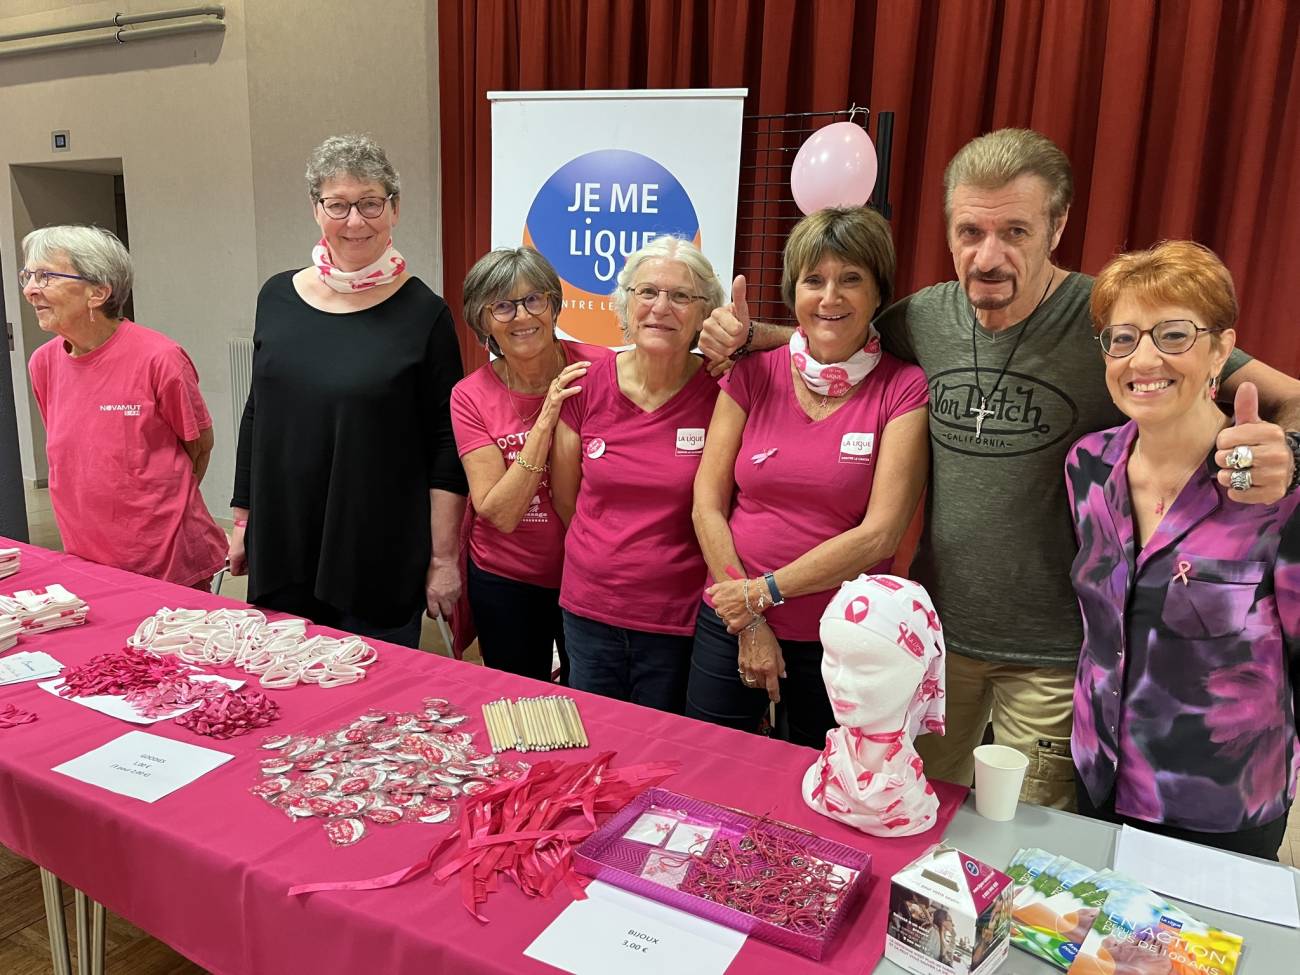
[573,787,872,959]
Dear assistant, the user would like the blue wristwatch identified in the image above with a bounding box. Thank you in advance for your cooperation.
[762,571,785,607]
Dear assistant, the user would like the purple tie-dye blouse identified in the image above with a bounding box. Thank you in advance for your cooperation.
[1066,421,1300,833]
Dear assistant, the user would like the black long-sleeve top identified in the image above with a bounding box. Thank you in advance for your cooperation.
[232,271,468,625]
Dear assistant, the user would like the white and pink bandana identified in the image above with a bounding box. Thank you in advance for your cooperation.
[789,325,882,397]
[802,575,946,837]
[311,237,406,293]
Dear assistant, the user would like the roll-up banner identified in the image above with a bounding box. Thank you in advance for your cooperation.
[488,88,747,348]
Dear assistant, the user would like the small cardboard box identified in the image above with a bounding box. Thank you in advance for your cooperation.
[885,845,1013,975]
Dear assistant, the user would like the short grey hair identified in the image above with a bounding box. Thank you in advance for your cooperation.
[943,128,1073,228]
[611,236,724,341]
[463,247,563,347]
[22,225,133,319]
[305,134,400,201]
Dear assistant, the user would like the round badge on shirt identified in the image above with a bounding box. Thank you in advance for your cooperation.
[584,437,606,459]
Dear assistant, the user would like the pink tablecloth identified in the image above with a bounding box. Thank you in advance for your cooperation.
[0,540,966,975]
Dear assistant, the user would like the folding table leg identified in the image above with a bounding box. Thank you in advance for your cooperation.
[74,889,106,975]
[38,867,73,975]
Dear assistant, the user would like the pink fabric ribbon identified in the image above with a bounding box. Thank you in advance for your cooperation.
[288,751,680,921]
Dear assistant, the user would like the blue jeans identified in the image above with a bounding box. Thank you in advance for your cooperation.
[685,602,834,748]
[562,610,693,714]
[468,556,567,684]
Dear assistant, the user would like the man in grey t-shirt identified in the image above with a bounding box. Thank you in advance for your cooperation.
[701,128,1300,810]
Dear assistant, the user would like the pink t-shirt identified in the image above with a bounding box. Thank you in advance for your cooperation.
[450,341,610,588]
[716,346,928,640]
[28,320,227,585]
[559,352,720,635]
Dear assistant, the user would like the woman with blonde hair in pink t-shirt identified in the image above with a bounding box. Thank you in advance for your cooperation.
[21,225,226,589]
[551,236,725,713]
[687,207,931,747]
[451,247,609,683]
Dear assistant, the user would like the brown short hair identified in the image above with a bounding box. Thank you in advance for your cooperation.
[781,207,895,314]
[1090,240,1238,335]
[943,128,1073,228]
[462,247,563,346]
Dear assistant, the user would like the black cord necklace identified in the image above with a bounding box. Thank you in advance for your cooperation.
[967,268,1058,438]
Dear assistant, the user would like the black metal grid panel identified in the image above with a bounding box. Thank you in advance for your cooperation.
[734,108,893,327]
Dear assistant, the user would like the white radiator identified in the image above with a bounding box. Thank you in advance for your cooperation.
[228,337,254,436]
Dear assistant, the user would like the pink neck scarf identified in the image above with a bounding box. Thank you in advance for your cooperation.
[311,237,406,293]
[789,325,882,396]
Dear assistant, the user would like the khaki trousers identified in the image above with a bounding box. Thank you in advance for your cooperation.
[916,652,1077,810]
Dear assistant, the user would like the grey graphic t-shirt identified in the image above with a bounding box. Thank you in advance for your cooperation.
[878,272,1247,665]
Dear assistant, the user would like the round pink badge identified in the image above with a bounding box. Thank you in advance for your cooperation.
[585,437,606,459]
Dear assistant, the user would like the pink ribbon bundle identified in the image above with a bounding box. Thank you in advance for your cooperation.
[289,751,680,920]
[0,703,37,728]
[173,687,280,739]
[58,647,190,698]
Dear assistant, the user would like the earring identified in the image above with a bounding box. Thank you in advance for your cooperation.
[1208,375,1220,401]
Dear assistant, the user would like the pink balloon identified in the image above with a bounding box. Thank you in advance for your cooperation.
[790,121,879,215]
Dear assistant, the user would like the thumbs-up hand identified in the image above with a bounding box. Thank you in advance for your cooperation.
[699,274,754,378]
[1215,381,1294,503]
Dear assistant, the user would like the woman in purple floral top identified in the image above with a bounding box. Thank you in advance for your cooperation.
[1065,241,1299,859]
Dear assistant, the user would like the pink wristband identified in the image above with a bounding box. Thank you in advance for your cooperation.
[233,518,248,528]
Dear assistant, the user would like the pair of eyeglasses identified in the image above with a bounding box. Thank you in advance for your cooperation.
[1098,320,1221,358]
[627,285,709,308]
[19,268,88,289]
[488,291,552,323]
[316,195,392,220]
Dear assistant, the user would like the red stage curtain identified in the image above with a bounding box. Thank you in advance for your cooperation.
[439,0,1300,375]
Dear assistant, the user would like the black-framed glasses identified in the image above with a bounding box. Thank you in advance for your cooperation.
[316,195,392,220]
[1098,320,1221,358]
[627,285,709,308]
[488,291,552,323]
[19,268,88,289]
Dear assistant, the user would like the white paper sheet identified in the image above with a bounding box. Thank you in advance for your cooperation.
[51,730,234,803]
[1114,823,1300,928]
[0,651,62,685]
[38,673,243,724]
[524,879,746,975]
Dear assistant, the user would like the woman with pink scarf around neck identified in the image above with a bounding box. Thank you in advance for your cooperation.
[1067,241,1300,859]
[688,207,930,747]
[230,135,467,647]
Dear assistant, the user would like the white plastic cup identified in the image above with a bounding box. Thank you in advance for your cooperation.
[972,744,1029,821]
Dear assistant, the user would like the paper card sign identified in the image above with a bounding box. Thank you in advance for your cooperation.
[52,730,234,803]
[525,880,745,975]
[38,673,243,724]
[0,651,62,685]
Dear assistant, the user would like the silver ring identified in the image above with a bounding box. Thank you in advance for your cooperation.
[740,674,757,686]
[1226,445,1254,470]
[1230,469,1253,491]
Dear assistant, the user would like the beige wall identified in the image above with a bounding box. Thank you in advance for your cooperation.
[0,0,444,520]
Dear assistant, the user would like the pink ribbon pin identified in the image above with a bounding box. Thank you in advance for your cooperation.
[751,447,778,465]
[1173,560,1191,585]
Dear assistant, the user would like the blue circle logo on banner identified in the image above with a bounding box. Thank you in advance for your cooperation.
[525,149,700,295]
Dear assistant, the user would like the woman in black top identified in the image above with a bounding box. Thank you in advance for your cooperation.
[229,134,467,647]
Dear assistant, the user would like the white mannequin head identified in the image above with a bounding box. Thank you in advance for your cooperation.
[822,612,923,733]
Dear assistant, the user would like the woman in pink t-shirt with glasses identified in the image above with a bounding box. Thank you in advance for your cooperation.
[688,207,930,747]
[551,237,724,713]
[451,247,608,683]
[22,225,226,589]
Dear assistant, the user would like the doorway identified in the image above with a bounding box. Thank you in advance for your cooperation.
[9,158,130,484]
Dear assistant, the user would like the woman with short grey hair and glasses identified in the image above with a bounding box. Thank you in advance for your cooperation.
[230,133,467,648]
[450,247,608,681]
[549,236,725,712]
[21,224,226,588]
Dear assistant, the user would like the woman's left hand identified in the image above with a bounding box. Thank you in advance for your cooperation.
[425,558,461,619]
[706,577,765,633]
[1214,383,1294,504]
[738,622,785,703]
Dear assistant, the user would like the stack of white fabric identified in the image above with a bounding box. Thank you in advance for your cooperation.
[0,584,90,641]
[0,548,19,581]
[0,615,20,653]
